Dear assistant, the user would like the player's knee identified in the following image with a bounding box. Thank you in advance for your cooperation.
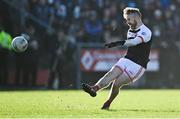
[113,80,123,88]
[115,77,131,87]
[108,67,122,78]
[113,81,121,89]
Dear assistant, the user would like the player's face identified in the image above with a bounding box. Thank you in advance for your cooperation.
[125,15,137,29]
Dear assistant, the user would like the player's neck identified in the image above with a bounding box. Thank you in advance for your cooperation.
[135,21,143,29]
[130,21,143,30]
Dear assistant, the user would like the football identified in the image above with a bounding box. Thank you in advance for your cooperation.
[12,36,28,52]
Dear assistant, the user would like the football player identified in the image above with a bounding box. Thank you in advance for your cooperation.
[82,7,152,110]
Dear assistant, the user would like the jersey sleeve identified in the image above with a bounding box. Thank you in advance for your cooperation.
[124,27,152,47]
[137,29,152,43]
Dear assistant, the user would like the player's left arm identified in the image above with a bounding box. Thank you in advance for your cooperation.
[124,31,152,47]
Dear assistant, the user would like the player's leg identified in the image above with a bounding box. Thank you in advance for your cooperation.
[101,61,146,109]
[94,66,123,91]
[82,66,123,97]
[101,73,131,109]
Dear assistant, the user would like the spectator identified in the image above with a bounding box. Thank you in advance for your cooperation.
[47,29,68,89]
[1,0,180,88]
[84,11,103,42]
[15,23,39,87]
[22,23,39,87]
[0,27,12,86]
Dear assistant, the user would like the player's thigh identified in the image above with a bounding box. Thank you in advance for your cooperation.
[109,66,123,78]
[104,65,123,79]
[116,58,145,82]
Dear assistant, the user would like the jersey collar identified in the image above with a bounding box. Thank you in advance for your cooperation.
[129,24,144,33]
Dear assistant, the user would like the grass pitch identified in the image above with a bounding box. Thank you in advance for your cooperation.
[0,89,180,118]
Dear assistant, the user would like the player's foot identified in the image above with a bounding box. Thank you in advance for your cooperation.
[81,83,97,97]
[101,101,111,110]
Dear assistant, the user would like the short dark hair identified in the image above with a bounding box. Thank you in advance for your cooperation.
[123,7,141,19]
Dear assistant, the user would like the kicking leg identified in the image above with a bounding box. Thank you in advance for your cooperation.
[82,66,123,97]
[94,66,123,91]
[101,73,131,109]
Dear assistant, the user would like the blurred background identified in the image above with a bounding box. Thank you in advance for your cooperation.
[0,0,180,90]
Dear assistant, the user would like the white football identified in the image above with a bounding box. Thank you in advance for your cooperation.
[12,36,28,52]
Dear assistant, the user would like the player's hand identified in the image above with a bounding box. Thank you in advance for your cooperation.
[104,41,125,48]
[104,42,118,48]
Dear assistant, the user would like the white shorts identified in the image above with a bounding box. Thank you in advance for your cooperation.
[113,58,145,82]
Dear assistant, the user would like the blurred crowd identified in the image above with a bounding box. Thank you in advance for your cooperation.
[0,0,180,89]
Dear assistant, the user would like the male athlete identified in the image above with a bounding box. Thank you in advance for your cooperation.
[82,7,152,110]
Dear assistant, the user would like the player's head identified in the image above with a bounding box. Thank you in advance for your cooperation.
[123,7,142,29]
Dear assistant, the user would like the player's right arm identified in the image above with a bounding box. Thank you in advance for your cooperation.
[105,30,152,48]
[124,30,152,47]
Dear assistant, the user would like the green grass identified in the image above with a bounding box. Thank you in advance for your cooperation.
[0,90,180,118]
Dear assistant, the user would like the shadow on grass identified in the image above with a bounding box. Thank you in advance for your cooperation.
[102,109,180,113]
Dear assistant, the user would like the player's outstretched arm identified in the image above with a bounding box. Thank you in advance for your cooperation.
[104,37,142,48]
[124,36,143,47]
[105,34,151,48]
[104,41,125,48]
